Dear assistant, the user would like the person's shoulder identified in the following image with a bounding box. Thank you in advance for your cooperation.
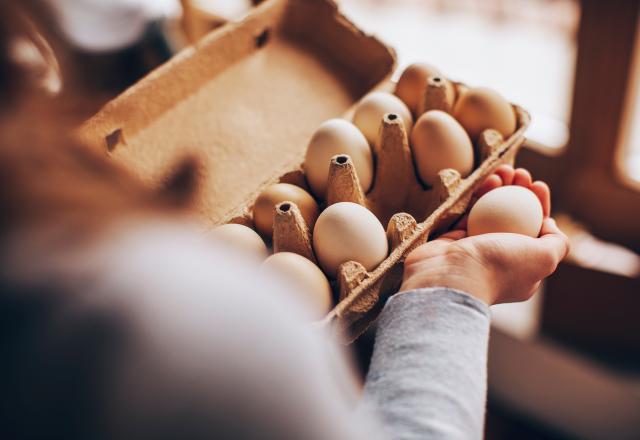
[95,219,315,330]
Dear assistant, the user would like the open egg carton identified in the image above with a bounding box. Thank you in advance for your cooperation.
[79,0,529,342]
[232,100,528,341]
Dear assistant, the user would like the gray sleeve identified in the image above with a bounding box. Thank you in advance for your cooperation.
[362,288,491,440]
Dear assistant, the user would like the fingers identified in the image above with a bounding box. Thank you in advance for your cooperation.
[435,229,467,242]
[474,165,513,199]
[484,166,551,218]
[513,168,550,217]
[539,216,564,238]
[537,217,570,266]
[513,168,532,187]
[467,166,553,236]
[453,214,469,231]
[530,181,551,217]
[468,166,512,223]
[474,174,502,199]
[493,164,515,186]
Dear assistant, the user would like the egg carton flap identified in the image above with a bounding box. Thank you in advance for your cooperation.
[78,0,396,228]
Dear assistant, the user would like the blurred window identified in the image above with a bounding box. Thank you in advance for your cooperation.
[339,0,580,153]
[618,16,640,187]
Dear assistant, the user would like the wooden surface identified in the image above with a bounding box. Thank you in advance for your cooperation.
[542,262,640,363]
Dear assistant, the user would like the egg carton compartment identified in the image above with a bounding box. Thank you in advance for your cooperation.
[228,94,529,342]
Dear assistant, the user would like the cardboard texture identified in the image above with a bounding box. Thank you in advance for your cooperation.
[79,0,395,228]
[180,0,229,43]
[80,0,530,343]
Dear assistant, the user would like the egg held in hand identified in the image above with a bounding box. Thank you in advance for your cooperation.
[253,183,319,238]
[352,91,413,147]
[260,252,333,318]
[410,110,474,186]
[304,119,374,199]
[467,186,544,238]
[209,223,268,260]
[394,63,441,116]
[453,87,516,140]
[313,202,388,278]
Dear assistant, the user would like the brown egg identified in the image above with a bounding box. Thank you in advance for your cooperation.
[468,186,543,238]
[253,183,319,238]
[453,87,516,140]
[394,63,442,115]
[313,202,388,278]
[352,92,413,147]
[209,223,268,260]
[261,252,332,318]
[304,119,374,199]
[410,110,474,186]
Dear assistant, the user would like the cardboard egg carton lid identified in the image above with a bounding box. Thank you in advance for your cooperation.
[78,0,396,228]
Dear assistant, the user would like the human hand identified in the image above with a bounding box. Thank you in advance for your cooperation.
[400,165,569,305]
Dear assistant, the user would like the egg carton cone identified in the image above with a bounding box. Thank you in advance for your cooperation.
[418,76,457,115]
[272,201,316,263]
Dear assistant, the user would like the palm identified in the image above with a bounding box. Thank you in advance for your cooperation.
[454,232,551,302]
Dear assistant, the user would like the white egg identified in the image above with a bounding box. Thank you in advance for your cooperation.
[253,183,319,238]
[313,202,388,278]
[304,119,374,199]
[394,63,442,115]
[209,223,268,260]
[467,186,543,238]
[261,252,332,318]
[410,110,474,186]
[453,87,517,140]
[353,91,413,147]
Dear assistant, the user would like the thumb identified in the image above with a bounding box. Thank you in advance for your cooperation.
[536,217,570,269]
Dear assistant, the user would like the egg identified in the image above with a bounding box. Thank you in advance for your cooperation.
[352,91,413,146]
[410,110,474,186]
[394,63,442,115]
[313,202,388,278]
[304,119,374,199]
[260,252,332,317]
[467,186,543,238]
[253,183,319,238]
[453,87,516,140]
[209,223,269,259]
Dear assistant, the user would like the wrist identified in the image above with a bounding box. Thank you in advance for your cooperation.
[400,248,497,305]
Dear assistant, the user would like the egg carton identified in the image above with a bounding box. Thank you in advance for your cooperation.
[230,94,529,341]
[78,0,529,342]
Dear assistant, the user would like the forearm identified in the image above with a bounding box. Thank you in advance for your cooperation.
[362,288,491,440]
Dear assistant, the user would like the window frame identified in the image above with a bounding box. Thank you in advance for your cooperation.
[521,0,640,252]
